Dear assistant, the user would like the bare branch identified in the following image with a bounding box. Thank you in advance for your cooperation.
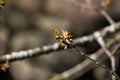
[100,10,115,25]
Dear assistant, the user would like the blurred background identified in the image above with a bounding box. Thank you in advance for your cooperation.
[0,0,120,80]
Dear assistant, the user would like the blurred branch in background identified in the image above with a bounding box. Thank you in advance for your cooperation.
[0,21,119,64]
[100,10,115,25]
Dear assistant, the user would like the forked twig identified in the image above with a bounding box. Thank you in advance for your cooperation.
[94,31,116,80]
[97,10,117,80]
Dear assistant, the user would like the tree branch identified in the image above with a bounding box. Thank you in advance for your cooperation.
[100,10,115,25]
[0,22,120,64]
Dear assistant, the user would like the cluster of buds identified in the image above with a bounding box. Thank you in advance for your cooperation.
[0,61,9,71]
[65,0,111,13]
[101,0,111,8]
[0,0,5,9]
[52,28,73,49]
[0,0,7,71]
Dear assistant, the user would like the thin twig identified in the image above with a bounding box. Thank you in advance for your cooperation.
[100,10,115,25]
[71,46,119,80]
